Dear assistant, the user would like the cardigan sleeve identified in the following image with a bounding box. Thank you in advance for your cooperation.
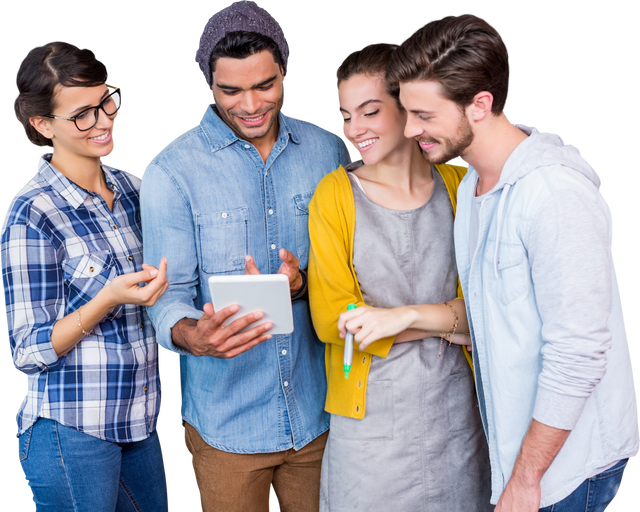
[308,170,394,359]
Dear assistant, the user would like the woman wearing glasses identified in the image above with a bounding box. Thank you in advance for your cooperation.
[3,42,169,511]
[308,44,491,510]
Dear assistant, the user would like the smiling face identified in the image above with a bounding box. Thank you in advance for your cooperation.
[35,84,116,161]
[338,73,411,166]
[400,80,474,165]
[212,50,284,144]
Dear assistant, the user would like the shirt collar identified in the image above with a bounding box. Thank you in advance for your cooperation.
[38,154,122,210]
[200,105,300,154]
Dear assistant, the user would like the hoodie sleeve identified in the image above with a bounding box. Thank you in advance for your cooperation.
[528,176,613,431]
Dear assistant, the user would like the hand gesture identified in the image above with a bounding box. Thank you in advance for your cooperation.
[102,257,169,308]
[244,248,303,293]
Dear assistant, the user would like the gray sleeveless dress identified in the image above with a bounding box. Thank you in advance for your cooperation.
[319,167,492,511]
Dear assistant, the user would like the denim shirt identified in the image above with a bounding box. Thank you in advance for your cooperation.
[141,105,349,453]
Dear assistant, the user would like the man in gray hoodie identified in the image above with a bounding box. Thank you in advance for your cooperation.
[388,14,639,512]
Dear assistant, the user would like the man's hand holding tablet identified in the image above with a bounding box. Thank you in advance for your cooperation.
[171,302,273,359]
[171,248,299,359]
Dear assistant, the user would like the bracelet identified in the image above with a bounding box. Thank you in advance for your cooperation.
[77,307,93,337]
[438,301,458,359]
[290,268,308,301]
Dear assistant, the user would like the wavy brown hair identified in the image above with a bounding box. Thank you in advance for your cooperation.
[387,15,509,114]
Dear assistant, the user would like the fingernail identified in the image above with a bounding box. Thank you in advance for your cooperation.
[245,255,251,262]
[150,269,158,277]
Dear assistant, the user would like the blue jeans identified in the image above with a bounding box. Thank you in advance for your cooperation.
[539,459,628,512]
[19,418,168,512]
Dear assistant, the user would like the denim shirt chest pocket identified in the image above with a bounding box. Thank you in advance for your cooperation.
[196,207,249,274]
[293,191,313,269]
[62,250,122,320]
[486,238,530,305]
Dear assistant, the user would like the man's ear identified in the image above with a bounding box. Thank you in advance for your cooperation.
[29,116,54,141]
[466,91,493,122]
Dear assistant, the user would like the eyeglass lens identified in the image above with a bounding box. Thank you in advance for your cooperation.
[75,90,121,131]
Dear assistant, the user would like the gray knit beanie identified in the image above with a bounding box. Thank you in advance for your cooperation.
[195,1,289,87]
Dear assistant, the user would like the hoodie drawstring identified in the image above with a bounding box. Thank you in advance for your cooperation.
[493,183,512,279]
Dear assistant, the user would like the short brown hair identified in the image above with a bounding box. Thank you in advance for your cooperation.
[337,43,400,102]
[15,42,107,147]
[387,15,509,114]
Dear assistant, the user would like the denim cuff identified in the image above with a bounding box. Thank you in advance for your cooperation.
[153,304,203,356]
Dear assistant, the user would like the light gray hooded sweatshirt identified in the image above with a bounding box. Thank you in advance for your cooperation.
[454,125,639,506]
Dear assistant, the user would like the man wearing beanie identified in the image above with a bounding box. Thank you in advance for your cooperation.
[141,2,349,510]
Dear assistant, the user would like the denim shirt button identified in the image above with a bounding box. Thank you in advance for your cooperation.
[282,349,287,355]
[268,209,274,215]
[244,144,250,149]
[271,244,276,250]
[284,381,289,387]
[221,213,228,218]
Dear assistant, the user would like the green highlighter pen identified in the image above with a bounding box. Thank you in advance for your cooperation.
[343,304,357,379]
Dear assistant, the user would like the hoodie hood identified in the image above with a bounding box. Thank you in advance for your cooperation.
[497,125,600,190]
[484,125,601,278]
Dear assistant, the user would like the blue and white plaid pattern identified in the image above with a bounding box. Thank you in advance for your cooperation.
[2,155,159,443]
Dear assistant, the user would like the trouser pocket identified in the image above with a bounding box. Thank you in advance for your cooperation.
[18,425,34,462]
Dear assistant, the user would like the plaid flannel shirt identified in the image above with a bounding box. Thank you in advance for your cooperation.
[2,155,160,442]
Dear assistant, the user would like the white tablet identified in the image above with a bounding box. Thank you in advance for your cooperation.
[207,274,294,335]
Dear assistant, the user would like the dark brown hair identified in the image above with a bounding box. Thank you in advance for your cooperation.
[210,31,283,75]
[15,42,108,146]
[387,15,509,114]
[337,43,400,102]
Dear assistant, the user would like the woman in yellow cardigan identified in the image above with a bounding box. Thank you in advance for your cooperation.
[308,44,492,511]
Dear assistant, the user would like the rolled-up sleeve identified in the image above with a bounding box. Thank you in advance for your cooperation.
[141,163,202,354]
[2,223,64,374]
[529,187,612,430]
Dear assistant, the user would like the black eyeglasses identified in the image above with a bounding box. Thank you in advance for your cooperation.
[44,85,121,131]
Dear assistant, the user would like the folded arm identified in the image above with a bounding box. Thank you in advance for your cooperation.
[308,178,394,358]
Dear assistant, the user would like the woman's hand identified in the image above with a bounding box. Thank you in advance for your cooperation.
[51,258,169,357]
[101,257,169,308]
[445,332,473,351]
[338,306,417,351]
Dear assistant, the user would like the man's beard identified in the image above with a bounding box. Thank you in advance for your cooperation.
[216,89,284,141]
[421,112,474,165]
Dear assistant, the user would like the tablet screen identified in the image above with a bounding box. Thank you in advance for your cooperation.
[208,274,294,335]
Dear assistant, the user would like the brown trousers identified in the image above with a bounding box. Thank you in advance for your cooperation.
[185,422,328,512]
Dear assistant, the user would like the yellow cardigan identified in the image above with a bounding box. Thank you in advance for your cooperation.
[308,164,470,419]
